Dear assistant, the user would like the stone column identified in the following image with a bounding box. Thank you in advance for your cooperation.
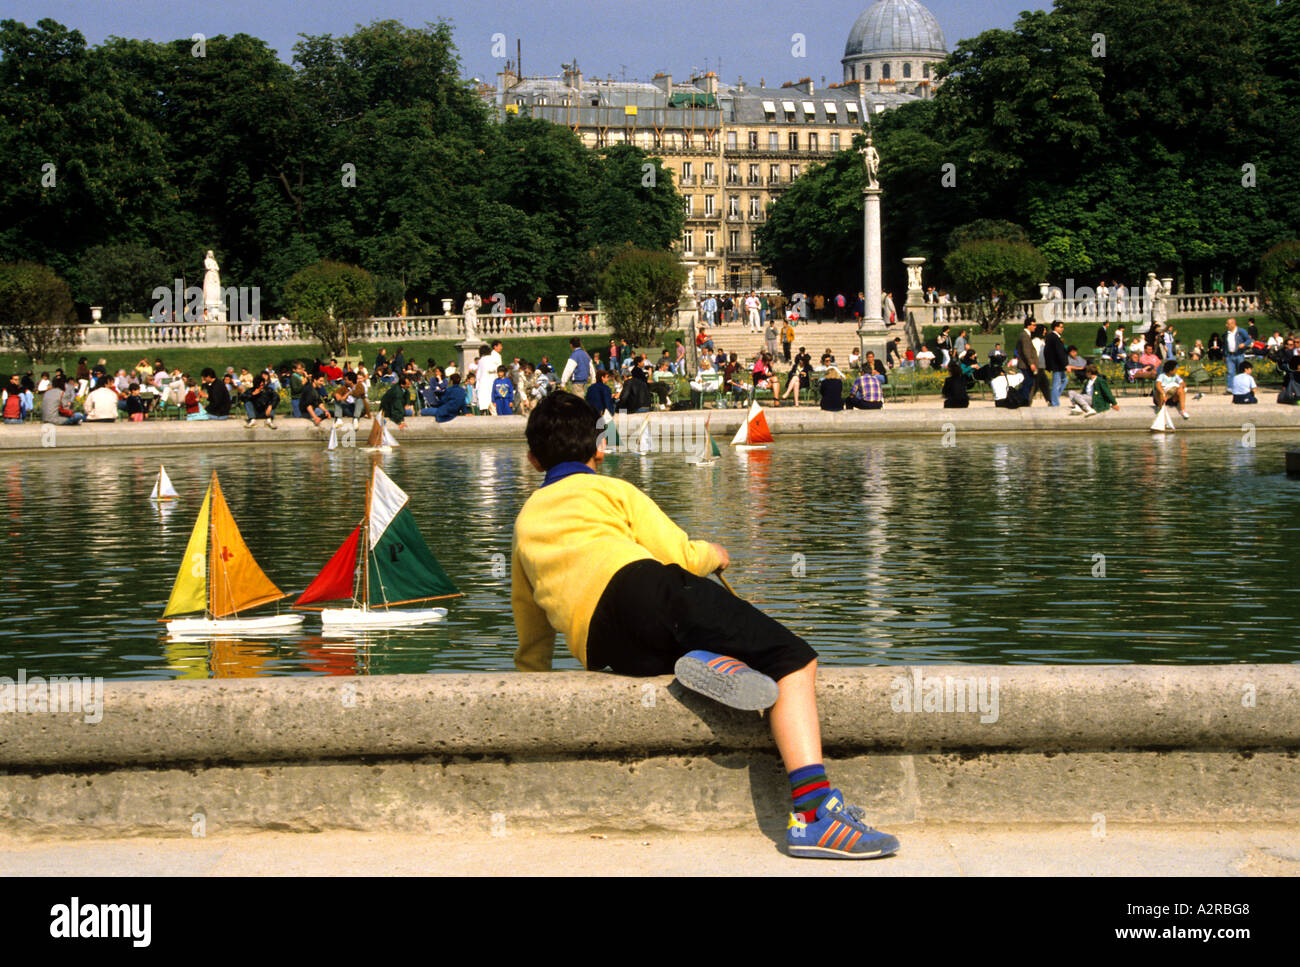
[858,186,888,360]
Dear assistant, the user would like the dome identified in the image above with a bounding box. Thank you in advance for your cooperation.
[844,0,947,57]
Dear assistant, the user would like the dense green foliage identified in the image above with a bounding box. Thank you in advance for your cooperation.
[0,261,77,361]
[0,18,683,318]
[283,262,376,355]
[1259,241,1300,331]
[596,248,687,347]
[945,239,1050,331]
[760,0,1300,298]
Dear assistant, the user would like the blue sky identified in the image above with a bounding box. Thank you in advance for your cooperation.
[9,0,1049,84]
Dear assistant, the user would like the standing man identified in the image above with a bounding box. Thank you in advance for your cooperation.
[1224,318,1249,395]
[1016,317,1040,406]
[562,337,593,397]
[745,291,762,331]
[701,294,717,328]
[781,317,795,363]
[1044,320,1069,407]
[834,292,845,322]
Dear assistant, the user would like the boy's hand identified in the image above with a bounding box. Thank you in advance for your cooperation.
[711,543,730,571]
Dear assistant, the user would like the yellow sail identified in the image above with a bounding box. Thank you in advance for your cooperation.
[208,473,286,618]
[163,486,211,617]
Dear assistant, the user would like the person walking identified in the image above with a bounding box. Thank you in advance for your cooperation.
[1015,318,1040,406]
[1224,318,1249,395]
[561,337,593,396]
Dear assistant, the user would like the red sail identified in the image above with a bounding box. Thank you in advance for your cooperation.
[295,526,361,606]
[747,409,774,444]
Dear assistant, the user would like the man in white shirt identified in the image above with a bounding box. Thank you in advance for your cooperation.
[745,292,761,331]
[1231,362,1258,404]
[1224,318,1250,395]
[84,383,120,422]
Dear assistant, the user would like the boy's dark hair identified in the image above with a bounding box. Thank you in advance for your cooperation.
[570,337,582,349]
[497,366,507,376]
[450,373,461,385]
[1163,360,1178,374]
[1242,361,1253,371]
[526,391,598,470]
[201,367,216,380]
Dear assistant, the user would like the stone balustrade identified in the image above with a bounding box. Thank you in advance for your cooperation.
[1,312,612,352]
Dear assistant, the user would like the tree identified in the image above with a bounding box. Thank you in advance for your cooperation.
[69,243,170,317]
[945,239,1049,331]
[0,261,77,361]
[595,248,686,348]
[1259,241,1300,331]
[283,261,375,355]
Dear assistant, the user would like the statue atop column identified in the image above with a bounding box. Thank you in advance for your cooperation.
[859,135,881,190]
[1145,272,1167,326]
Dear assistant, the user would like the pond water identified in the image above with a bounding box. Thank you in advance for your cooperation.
[2,433,1298,680]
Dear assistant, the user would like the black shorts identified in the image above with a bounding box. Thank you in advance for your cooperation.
[585,559,817,681]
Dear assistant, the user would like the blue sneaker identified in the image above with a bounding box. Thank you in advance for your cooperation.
[786,789,900,859]
[673,650,779,711]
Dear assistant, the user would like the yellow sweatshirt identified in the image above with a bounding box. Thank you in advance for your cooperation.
[511,472,724,671]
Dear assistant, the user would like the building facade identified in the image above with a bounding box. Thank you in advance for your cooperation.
[486,1,948,295]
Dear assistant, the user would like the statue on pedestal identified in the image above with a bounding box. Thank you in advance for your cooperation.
[907,262,924,293]
[202,250,224,322]
[463,292,482,339]
[1145,272,1167,326]
[859,135,881,190]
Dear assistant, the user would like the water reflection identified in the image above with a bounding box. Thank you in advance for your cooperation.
[2,434,1298,679]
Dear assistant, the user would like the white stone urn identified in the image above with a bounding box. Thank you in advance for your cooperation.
[557,295,569,311]
[441,298,453,315]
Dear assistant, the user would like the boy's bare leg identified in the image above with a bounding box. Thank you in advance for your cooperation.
[769,659,822,771]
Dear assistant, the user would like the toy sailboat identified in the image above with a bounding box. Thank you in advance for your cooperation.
[361,415,399,453]
[150,465,180,501]
[730,401,773,450]
[1149,404,1176,433]
[162,471,304,637]
[630,415,654,455]
[686,418,721,466]
[295,463,460,628]
[327,424,339,450]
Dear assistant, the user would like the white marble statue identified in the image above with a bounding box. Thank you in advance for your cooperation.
[907,263,924,292]
[463,292,482,339]
[1145,272,1167,326]
[859,136,880,190]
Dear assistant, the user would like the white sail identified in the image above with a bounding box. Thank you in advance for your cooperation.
[150,465,180,501]
[729,418,748,446]
[327,425,338,450]
[381,419,399,448]
[1149,405,1175,433]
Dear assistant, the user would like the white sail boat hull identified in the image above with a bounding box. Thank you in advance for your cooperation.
[167,614,304,638]
[150,465,180,501]
[320,607,448,629]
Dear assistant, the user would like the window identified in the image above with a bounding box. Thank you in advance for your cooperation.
[809,133,819,152]
[704,162,715,181]
[830,133,840,151]
[684,196,693,216]
[653,133,663,150]
[849,66,855,81]
[727,163,739,184]
[769,164,780,182]
[728,196,739,216]
[729,231,740,250]
[803,101,816,121]
[749,197,761,217]
[768,132,779,150]
[788,132,799,151]
[705,195,715,215]
[923,63,931,79]
[903,62,912,79]
[748,131,759,150]
[782,100,796,122]
[726,131,738,149]
[682,161,693,181]
[537,95,547,106]
[762,100,776,121]
[864,64,872,80]
[706,266,717,286]
[791,164,801,179]
[824,102,838,123]
[882,63,891,80]
[705,230,715,254]
[748,163,760,182]
[683,231,693,254]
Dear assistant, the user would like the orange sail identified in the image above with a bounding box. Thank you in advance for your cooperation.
[207,472,287,618]
[747,408,774,445]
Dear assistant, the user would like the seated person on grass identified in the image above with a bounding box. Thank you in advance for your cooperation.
[1068,363,1118,417]
[511,392,900,860]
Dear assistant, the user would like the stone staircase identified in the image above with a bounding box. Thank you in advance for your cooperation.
[697,322,883,365]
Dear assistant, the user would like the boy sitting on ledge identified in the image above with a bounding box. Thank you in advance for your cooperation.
[510,391,899,860]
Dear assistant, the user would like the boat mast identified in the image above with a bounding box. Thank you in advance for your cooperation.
[361,459,373,612]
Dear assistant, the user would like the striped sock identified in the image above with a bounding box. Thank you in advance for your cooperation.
[789,763,830,821]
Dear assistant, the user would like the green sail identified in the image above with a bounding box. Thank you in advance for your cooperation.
[367,507,459,606]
